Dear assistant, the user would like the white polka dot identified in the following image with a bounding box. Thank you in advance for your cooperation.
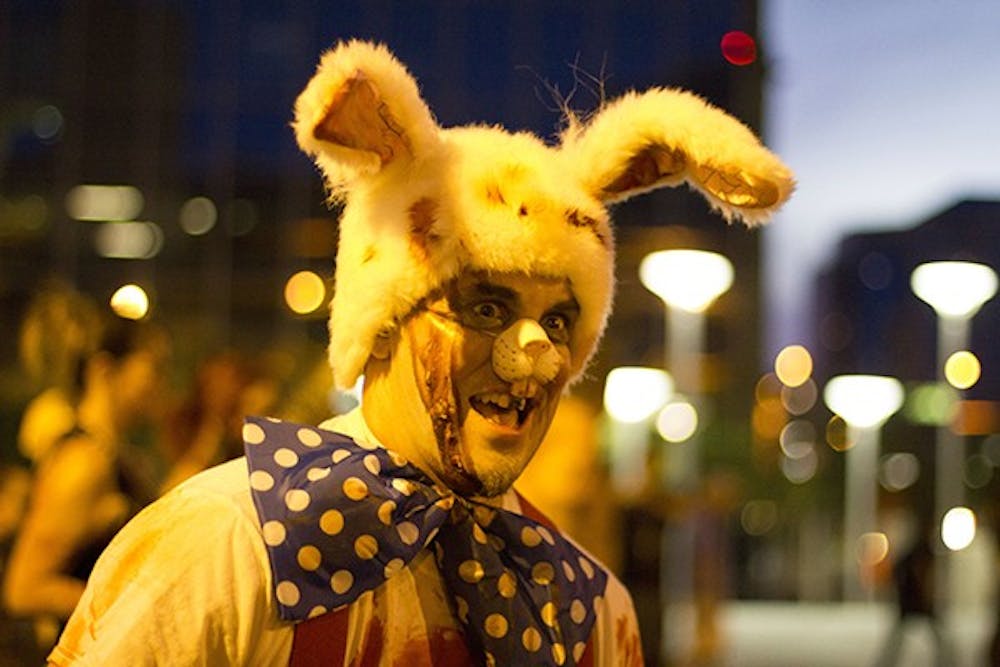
[319,510,344,535]
[297,545,322,571]
[307,466,331,482]
[397,521,420,545]
[540,601,558,627]
[357,438,378,451]
[391,478,414,496]
[276,581,300,606]
[243,423,265,444]
[297,428,322,448]
[308,606,327,619]
[363,454,381,475]
[249,470,274,491]
[384,558,404,579]
[459,560,484,584]
[521,526,542,547]
[435,496,454,511]
[536,525,555,545]
[332,449,351,464]
[573,642,587,663]
[484,613,508,638]
[285,489,310,512]
[343,477,368,500]
[579,556,595,580]
[497,570,517,598]
[570,599,587,624]
[330,570,353,595]
[472,523,488,544]
[522,627,542,652]
[262,521,286,546]
[274,448,299,468]
[552,642,566,665]
[454,596,469,623]
[389,450,408,466]
[532,561,555,585]
[562,560,576,582]
[377,500,396,526]
[354,534,379,559]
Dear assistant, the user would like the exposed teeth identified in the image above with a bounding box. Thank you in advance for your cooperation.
[481,392,512,408]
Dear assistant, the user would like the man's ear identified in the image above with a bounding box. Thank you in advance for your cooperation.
[561,88,795,226]
[293,40,440,193]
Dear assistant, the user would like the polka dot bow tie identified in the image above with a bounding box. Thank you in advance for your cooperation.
[244,416,608,666]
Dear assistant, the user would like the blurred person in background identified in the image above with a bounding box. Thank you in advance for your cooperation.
[16,282,101,465]
[159,350,279,493]
[2,312,170,653]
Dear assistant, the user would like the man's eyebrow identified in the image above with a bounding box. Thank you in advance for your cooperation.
[467,281,519,302]
[550,297,580,315]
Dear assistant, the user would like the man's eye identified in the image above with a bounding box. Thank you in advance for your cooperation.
[467,302,507,328]
[541,313,571,343]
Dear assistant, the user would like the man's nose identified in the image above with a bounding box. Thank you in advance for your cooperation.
[492,319,563,385]
[513,319,552,359]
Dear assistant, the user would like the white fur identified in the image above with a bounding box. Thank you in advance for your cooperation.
[293,41,795,389]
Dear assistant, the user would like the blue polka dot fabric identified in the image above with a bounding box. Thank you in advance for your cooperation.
[243,416,608,666]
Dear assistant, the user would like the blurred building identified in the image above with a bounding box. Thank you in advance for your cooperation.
[811,198,1000,527]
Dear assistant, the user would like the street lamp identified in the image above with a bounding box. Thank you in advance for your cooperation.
[910,260,997,615]
[823,374,904,600]
[639,248,733,664]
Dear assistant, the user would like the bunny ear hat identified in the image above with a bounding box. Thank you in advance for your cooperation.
[293,40,795,390]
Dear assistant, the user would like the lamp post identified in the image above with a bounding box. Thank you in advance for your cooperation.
[823,374,904,601]
[639,249,733,665]
[910,260,997,616]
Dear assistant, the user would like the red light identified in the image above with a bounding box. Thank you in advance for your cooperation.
[721,31,757,66]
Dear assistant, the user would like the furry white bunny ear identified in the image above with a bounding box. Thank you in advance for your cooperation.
[562,88,795,226]
[293,40,439,195]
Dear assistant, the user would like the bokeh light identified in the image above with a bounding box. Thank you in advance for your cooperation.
[752,396,786,441]
[779,420,815,460]
[944,350,981,390]
[94,221,164,259]
[32,105,64,141]
[781,449,817,484]
[904,382,958,426]
[964,454,994,489]
[755,372,783,402]
[66,184,144,221]
[720,30,757,66]
[740,499,778,536]
[856,532,890,566]
[781,378,818,415]
[179,196,218,236]
[655,401,698,443]
[826,415,852,451]
[941,507,976,551]
[604,367,673,423]
[284,270,327,315]
[774,344,813,388]
[879,452,920,491]
[110,283,150,320]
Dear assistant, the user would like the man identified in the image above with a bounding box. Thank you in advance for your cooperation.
[50,40,793,665]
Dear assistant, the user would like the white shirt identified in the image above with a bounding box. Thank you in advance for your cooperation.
[50,409,642,666]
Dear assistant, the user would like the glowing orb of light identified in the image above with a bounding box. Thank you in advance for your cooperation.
[721,31,757,66]
[110,283,150,320]
[941,507,976,551]
[284,270,327,315]
[944,350,981,390]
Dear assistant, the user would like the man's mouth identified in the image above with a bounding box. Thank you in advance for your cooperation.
[470,392,534,429]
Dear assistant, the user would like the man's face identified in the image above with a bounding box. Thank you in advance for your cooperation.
[363,270,580,498]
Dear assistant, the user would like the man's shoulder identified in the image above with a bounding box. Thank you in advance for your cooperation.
[163,457,259,524]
